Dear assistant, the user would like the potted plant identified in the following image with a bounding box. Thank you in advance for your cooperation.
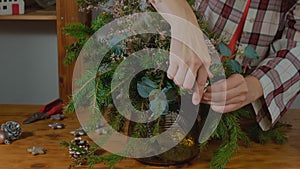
[61,0,291,169]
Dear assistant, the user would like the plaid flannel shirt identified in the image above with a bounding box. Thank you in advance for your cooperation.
[194,0,300,130]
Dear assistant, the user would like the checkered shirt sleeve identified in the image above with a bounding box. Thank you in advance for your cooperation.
[194,0,300,131]
[251,1,300,131]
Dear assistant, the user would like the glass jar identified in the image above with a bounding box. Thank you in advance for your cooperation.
[129,112,200,166]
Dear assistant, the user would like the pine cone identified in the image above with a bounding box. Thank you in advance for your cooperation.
[0,131,6,144]
[1,121,22,142]
[69,137,90,160]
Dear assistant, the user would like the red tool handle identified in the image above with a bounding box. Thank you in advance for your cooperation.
[38,99,63,113]
[46,104,63,115]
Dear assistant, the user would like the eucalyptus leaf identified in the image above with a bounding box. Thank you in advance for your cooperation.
[139,0,148,11]
[149,90,169,116]
[150,98,169,116]
[244,46,259,60]
[109,34,126,47]
[137,77,158,98]
[137,83,155,98]
[141,77,158,88]
[219,42,232,56]
[226,60,242,74]
[111,46,123,56]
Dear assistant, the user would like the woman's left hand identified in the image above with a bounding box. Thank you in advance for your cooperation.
[201,74,263,113]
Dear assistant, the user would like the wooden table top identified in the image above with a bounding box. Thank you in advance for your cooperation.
[0,104,299,169]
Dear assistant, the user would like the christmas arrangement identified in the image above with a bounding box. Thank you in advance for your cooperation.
[61,0,291,169]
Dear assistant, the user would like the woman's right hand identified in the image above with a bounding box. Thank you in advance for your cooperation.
[150,0,212,105]
[168,31,212,105]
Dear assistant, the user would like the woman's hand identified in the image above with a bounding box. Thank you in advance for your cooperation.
[201,74,263,113]
[150,0,212,105]
[168,38,211,105]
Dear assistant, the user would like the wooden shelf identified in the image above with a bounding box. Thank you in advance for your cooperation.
[0,9,56,21]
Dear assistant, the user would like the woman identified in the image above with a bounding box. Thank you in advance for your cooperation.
[150,0,300,131]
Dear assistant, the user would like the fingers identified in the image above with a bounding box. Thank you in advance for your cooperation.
[211,104,240,113]
[192,67,208,105]
[191,68,207,105]
[182,64,198,89]
[201,99,244,113]
[168,38,202,89]
[167,35,213,106]
[174,64,188,86]
[167,58,178,80]
[205,74,242,93]
[201,74,249,113]
[192,83,201,105]
[203,85,247,104]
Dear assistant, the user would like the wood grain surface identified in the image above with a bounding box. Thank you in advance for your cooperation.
[0,104,299,169]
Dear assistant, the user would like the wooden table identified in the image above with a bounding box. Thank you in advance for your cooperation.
[0,105,299,169]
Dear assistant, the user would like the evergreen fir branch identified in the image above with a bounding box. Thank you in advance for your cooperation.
[63,23,92,40]
[211,117,227,140]
[71,66,114,110]
[61,140,92,167]
[209,141,238,169]
[131,122,146,138]
[87,154,123,169]
[210,113,240,169]
[63,12,114,66]
[199,141,208,152]
[63,139,122,169]
[198,19,220,41]
[108,111,126,132]
[62,2,292,169]
[83,77,105,132]
[64,98,76,114]
[77,0,108,7]
[91,13,114,32]
[188,0,196,6]
[103,75,131,99]
[72,73,97,107]
[209,111,249,169]
[246,121,291,145]
[60,140,70,147]
[64,41,85,65]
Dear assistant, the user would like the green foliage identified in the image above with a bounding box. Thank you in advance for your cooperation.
[61,140,122,169]
[86,154,123,169]
[63,23,91,39]
[137,77,158,98]
[62,23,91,65]
[209,111,250,169]
[77,0,109,12]
[225,59,242,74]
[246,122,291,145]
[219,42,232,56]
[137,76,178,116]
[244,45,259,60]
[77,0,108,6]
[62,13,114,66]
[60,140,91,167]
[148,89,169,115]
[62,1,291,169]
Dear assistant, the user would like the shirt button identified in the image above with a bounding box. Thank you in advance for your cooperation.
[249,18,255,23]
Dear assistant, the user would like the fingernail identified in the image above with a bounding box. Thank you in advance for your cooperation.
[167,74,173,80]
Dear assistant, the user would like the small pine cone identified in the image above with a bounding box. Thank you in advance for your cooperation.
[69,137,90,160]
[0,131,6,144]
[1,121,22,141]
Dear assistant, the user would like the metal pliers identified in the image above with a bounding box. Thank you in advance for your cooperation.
[23,99,63,124]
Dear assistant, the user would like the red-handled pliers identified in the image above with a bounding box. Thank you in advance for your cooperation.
[23,99,63,124]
